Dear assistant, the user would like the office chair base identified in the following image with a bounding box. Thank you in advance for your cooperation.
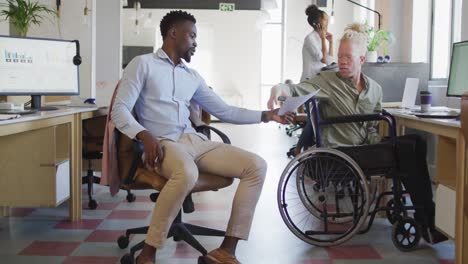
[126,192,136,203]
[88,199,98,210]
[120,253,134,264]
[83,170,101,210]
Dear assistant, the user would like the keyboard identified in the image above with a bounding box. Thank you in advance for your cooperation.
[0,109,38,115]
[410,110,459,119]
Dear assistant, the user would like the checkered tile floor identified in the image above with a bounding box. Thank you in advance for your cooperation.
[0,123,455,263]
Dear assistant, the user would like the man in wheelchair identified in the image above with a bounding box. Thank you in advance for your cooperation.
[269,23,447,246]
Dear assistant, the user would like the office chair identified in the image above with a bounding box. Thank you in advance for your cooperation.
[116,115,234,264]
[82,114,107,209]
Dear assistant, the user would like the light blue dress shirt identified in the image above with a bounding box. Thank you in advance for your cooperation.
[111,48,262,141]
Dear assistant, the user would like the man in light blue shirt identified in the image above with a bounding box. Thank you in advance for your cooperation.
[112,10,292,264]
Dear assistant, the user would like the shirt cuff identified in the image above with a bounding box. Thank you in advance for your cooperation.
[121,123,146,140]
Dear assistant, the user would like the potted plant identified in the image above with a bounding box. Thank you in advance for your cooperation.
[0,0,56,37]
[366,24,393,63]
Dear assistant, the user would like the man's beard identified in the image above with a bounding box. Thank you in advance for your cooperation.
[183,50,192,62]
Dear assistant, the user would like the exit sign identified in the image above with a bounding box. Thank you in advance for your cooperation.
[219,3,235,12]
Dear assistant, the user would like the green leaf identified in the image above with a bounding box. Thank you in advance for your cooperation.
[365,22,394,52]
[0,0,57,37]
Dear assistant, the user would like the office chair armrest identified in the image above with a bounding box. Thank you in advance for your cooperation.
[128,139,196,214]
[122,139,144,185]
[195,125,231,144]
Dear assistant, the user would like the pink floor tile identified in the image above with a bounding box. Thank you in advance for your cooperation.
[326,245,382,259]
[135,195,153,202]
[172,242,199,258]
[54,219,103,230]
[82,202,120,210]
[63,256,119,264]
[85,230,133,242]
[107,210,151,220]
[19,241,81,256]
[10,208,35,217]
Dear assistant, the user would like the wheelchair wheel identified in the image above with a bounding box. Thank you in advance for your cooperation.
[391,217,421,251]
[385,198,408,225]
[278,148,370,247]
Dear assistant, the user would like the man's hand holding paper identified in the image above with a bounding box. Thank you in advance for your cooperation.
[278,89,321,115]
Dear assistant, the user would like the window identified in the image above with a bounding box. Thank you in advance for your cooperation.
[260,0,284,107]
[430,0,462,79]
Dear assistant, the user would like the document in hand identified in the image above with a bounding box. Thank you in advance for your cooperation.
[278,89,321,115]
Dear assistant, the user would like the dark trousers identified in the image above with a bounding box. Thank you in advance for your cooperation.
[336,134,435,229]
[394,134,435,229]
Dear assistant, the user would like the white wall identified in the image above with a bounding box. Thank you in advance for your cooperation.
[95,0,122,106]
[123,9,263,109]
[375,0,413,62]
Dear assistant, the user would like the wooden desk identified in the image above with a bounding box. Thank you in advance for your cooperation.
[0,107,99,222]
[386,109,466,264]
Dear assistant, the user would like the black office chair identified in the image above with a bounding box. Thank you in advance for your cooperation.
[82,115,107,210]
[116,120,233,264]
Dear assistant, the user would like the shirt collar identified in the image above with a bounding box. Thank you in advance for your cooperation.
[155,48,189,70]
[336,72,369,91]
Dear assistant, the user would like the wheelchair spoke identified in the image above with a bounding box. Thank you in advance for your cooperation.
[278,149,370,247]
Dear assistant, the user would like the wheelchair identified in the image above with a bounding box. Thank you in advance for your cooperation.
[277,98,422,251]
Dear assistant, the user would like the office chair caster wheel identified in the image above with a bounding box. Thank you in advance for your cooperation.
[117,235,130,249]
[392,217,421,252]
[198,256,207,264]
[149,193,159,203]
[120,253,134,264]
[88,199,98,210]
[126,193,136,203]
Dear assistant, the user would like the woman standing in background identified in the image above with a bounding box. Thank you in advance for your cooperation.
[301,4,334,81]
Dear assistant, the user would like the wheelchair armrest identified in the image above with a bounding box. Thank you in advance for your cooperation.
[320,113,384,125]
[195,124,231,144]
[319,110,397,138]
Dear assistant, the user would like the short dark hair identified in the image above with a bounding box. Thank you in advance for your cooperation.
[160,10,196,38]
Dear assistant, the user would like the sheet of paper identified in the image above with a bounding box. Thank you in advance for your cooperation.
[278,89,321,115]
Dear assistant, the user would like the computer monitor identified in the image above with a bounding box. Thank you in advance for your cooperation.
[447,41,468,97]
[0,35,79,110]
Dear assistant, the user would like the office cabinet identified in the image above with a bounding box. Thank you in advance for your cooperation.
[0,124,70,207]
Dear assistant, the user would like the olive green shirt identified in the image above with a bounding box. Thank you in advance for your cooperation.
[289,71,383,147]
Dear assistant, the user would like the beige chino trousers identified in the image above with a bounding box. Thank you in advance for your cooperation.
[145,133,267,248]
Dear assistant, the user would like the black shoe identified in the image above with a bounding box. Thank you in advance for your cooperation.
[422,227,449,244]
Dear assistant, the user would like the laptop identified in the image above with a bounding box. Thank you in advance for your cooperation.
[401,78,419,109]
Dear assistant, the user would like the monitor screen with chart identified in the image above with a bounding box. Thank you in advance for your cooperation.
[447,41,468,97]
[0,35,79,109]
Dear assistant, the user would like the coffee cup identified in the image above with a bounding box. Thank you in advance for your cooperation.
[420,91,432,112]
